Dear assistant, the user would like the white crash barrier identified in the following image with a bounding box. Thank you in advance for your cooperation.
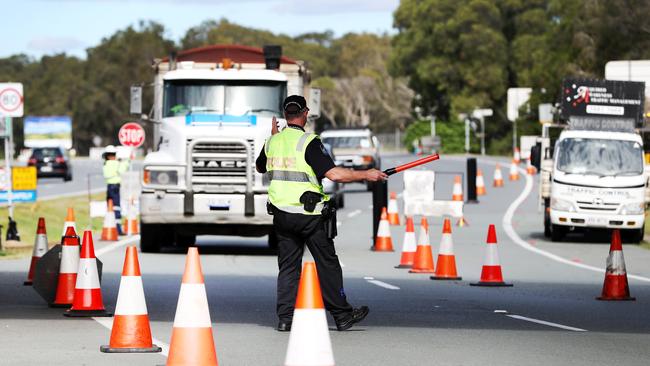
[403,170,464,218]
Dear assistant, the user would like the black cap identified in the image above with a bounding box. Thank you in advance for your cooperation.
[283,95,308,114]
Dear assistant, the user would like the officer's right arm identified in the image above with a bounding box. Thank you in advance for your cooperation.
[325,167,387,183]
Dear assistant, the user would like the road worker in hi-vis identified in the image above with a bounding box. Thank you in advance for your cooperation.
[103,145,129,235]
[256,95,387,332]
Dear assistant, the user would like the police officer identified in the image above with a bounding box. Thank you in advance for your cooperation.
[103,145,129,235]
[256,95,387,332]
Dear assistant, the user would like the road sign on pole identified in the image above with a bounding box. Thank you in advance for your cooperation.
[0,83,24,118]
[118,122,145,148]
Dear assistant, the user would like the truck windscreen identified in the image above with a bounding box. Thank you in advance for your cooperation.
[556,138,643,177]
[163,80,285,117]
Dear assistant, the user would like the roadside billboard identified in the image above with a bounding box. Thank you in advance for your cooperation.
[24,116,72,149]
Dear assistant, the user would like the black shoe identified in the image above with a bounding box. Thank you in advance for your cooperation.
[335,306,369,331]
[277,321,292,332]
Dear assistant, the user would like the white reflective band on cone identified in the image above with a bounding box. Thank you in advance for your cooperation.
[417,227,430,246]
[388,199,398,213]
[606,251,627,275]
[104,213,116,227]
[402,232,417,252]
[377,220,391,236]
[75,258,100,289]
[114,276,148,315]
[438,234,454,255]
[60,246,80,273]
[285,309,334,366]
[477,175,485,186]
[173,284,212,328]
[33,234,48,257]
[484,243,501,266]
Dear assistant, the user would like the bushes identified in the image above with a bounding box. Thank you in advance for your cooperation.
[403,119,478,154]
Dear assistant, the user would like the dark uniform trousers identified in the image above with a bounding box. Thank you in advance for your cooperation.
[107,184,121,220]
[274,209,353,323]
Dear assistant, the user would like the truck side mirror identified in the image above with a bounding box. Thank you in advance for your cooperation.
[130,86,142,115]
[308,88,321,119]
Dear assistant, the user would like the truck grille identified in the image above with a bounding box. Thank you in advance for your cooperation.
[190,140,253,192]
[576,201,619,211]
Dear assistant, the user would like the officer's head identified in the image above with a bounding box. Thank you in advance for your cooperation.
[282,95,309,126]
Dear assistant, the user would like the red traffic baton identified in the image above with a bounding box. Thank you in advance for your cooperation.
[383,154,440,176]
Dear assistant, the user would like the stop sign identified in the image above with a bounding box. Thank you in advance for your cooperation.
[118,122,145,147]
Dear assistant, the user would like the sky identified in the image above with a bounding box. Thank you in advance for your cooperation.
[0,0,399,59]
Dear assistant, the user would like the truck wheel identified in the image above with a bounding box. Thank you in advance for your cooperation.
[176,233,196,247]
[268,229,279,249]
[626,226,644,244]
[551,224,565,242]
[140,224,161,253]
[543,202,551,238]
[335,193,345,209]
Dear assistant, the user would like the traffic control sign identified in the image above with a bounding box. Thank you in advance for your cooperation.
[0,83,24,117]
[118,122,145,147]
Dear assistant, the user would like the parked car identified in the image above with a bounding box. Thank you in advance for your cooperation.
[322,142,344,208]
[321,128,381,191]
[28,147,72,181]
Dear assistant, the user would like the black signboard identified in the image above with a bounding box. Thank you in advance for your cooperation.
[561,78,645,122]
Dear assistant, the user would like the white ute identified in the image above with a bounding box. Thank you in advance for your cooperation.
[136,45,319,252]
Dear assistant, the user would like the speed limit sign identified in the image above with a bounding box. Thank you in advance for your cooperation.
[0,83,24,117]
[118,122,145,147]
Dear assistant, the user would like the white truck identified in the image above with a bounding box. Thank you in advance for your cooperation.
[134,45,320,252]
[539,78,647,243]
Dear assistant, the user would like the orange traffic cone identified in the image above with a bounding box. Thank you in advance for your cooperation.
[526,157,537,175]
[124,198,139,235]
[476,169,486,196]
[284,262,335,366]
[373,207,394,252]
[61,207,76,237]
[102,199,119,241]
[387,192,400,225]
[470,225,512,287]
[395,216,417,268]
[409,218,435,273]
[166,247,218,366]
[51,226,80,307]
[597,230,635,301]
[65,230,112,317]
[431,218,462,280]
[493,164,504,187]
[24,218,48,286]
[509,160,519,181]
[513,147,521,164]
[101,246,161,353]
[452,176,463,201]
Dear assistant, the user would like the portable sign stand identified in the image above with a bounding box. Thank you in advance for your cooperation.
[118,122,145,229]
[0,83,25,243]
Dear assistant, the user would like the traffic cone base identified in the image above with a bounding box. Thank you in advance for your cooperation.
[409,246,435,273]
[102,199,119,241]
[51,272,77,308]
[23,255,39,285]
[596,230,635,301]
[470,266,513,286]
[373,207,394,252]
[395,251,415,269]
[168,328,217,365]
[431,255,462,279]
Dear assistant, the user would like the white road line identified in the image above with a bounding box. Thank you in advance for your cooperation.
[506,314,587,332]
[95,235,140,257]
[92,316,170,357]
[501,167,650,283]
[364,277,400,290]
[346,209,362,218]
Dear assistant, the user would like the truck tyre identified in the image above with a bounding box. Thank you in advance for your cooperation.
[543,201,551,238]
[140,224,161,253]
[626,226,644,244]
[551,224,565,242]
[176,233,196,247]
[268,229,279,249]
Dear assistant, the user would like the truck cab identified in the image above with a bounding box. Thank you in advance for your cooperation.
[138,45,318,252]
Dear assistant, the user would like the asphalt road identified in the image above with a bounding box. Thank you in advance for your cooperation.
[2,153,650,365]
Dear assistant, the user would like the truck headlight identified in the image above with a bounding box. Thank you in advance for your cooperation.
[621,202,644,215]
[143,169,179,186]
[551,198,574,212]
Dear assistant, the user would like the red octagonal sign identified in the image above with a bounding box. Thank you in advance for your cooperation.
[118,122,145,147]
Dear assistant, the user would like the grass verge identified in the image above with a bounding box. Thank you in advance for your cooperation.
[0,193,105,258]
